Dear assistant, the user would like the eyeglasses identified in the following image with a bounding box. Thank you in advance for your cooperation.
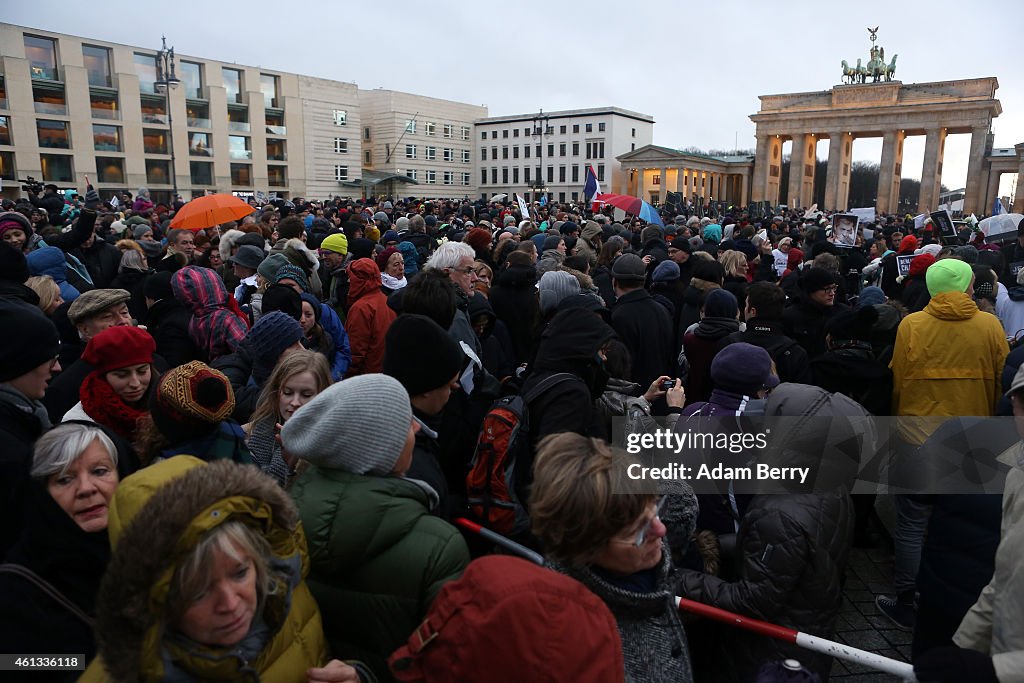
[449,266,475,275]
[612,495,667,548]
[822,285,839,294]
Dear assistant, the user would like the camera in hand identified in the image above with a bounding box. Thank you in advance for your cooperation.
[19,176,43,194]
[661,379,677,390]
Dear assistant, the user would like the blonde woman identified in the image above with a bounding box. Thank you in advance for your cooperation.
[244,350,331,486]
[25,274,64,315]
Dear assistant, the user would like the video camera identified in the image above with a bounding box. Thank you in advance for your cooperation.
[19,176,44,194]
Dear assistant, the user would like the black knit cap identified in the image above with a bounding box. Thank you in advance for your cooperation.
[0,241,30,283]
[0,298,60,382]
[383,314,464,396]
[825,305,878,342]
[261,284,302,321]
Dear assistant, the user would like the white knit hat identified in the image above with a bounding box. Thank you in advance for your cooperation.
[537,270,581,314]
[281,374,412,475]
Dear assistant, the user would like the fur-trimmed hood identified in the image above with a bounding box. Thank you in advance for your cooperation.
[92,457,317,681]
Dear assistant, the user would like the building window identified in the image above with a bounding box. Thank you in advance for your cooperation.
[443,123,453,138]
[332,109,347,126]
[425,146,436,161]
[559,192,566,203]
[25,35,59,81]
[547,144,554,157]
[461,126,470,140]
[140,95,167,124]
[572,192,579,201]
[462,149,470,163]
[480,131,487,140]
[632,127,636,137]
[513,146,519,159]
[228,135,251,160]
[0,116,11,145]
[0,152,15,181]
[502,168,509,184]
[558,166,566,182]
[406,144,416,159]
[364,150,372,164]
[513,128,519,138]
[523,127,530,136]
[37,120,70,148]
[524,146,530,159]
[491,131,497,139]
[40,154,73,182]
[547,166,554,183]
[134,53,158,94]
[189,132,212,156]
[462,172,470,186]
[572,142,579,156]
[491,147,497,160]
[266,139,286,161]
[334,165,348,182]
[363,126,371,141]
[631,143,635,151]
[260,74,278,108]
[231,164,252,186]
[189,161,213,185]
[573,124,579,133]
[598,122,606,132]
[491,168,498,184]
[406,169,417,181]
[598,142,605,158]
[586,123,593,133]
[268,165,287,187]
[653,175,661,186]
[513,167,520,184]
[33,84,67,116]
[597,164,605,181]
[535,145,541,157]
[95,157,124,184]
[265,110,285,135]
[180,61,203,99]
[480,169,487,185]
[90,91,119,120]
[558,125,566,134]
[524,167,531,183]
[227,106,249,133]
[559,143,566,156]
[145,159,171,185]
[405,119,416,134]
[585,142,592,158]
[444,171,454,185]
[480,148,487,161]
[222,68,243,104]
[93,124,121,152]
[499,129,506,139]
[334,137,348,154]
[502,146,509,159]
[82,45,111,87]
[425,122,436,136]
[425,170,436,184]
[443,148,454,162]
[142,129,168,154]
[571,165,579,183]
[187,101,210,128]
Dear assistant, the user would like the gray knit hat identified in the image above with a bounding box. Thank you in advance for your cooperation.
[133,224,153,240]
[537,270,581,314]
[281,374,413,475]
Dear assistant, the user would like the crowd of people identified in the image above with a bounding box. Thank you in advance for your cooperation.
[0,181,1022,682]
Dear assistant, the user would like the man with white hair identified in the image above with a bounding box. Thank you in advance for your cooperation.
[425,241,478,298]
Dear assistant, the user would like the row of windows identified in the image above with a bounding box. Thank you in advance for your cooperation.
[480,121,614,140]
[479,164,605,185]
[404,145,471,162]
[403,120,471,140]
[480,141,606,161]
[331,166,471,186]
[24,33,281,107]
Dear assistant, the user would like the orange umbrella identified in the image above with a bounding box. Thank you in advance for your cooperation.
[168,194,256,231]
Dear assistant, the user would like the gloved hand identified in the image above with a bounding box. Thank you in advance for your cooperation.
[914,646,997,683]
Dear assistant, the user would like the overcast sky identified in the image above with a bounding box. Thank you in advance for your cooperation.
[5,0,1022,200]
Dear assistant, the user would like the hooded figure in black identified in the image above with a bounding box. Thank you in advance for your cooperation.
[811,305,892,416]
[489,254,541,365]
[517,309,615,507]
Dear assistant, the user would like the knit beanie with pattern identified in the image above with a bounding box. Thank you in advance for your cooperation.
[149,360,234,442]
[281,373,412,475]
[246,311,304,370]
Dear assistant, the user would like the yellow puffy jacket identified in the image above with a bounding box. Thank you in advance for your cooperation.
[80,457,327,682]
[890,291,1008,445]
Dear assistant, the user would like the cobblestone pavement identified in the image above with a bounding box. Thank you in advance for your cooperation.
[829,545,913,681]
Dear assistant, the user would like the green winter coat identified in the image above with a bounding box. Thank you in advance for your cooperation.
[291,467,469,680]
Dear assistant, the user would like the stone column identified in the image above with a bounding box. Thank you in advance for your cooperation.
[824,132,853,211]
[676,166,684,193]
[637,167,646,200]
[1015,144,1024,214]
[740,172,750,206]
[876,129,905,215]
[963,125,991,215]
[660,166,669,203]
[765,137,783,206]
[752,134,770,201]
[787,134,804,207]
[918,128,947,213]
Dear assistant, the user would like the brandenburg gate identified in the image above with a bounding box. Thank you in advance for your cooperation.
[750,29,1001,214]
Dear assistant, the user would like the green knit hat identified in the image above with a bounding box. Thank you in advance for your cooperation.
[925,258,973,296]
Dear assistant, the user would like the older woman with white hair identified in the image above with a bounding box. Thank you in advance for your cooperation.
[0,422,123,669]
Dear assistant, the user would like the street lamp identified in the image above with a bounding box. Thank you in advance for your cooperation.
[154,36,180,202]
[531,109,551,201]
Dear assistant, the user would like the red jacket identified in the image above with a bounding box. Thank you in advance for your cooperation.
[345,258,396,375]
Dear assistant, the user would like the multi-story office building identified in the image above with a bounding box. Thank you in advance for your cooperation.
[358,89,485,199]
[473,107,654,203]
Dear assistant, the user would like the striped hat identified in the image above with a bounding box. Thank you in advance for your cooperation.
[149,361,234,442]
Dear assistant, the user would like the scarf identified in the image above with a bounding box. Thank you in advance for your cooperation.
[694,316,740,340]
[80,372,148,439]
[381,272,408,291]
[0,383,51,431]
[246,419,290,487]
